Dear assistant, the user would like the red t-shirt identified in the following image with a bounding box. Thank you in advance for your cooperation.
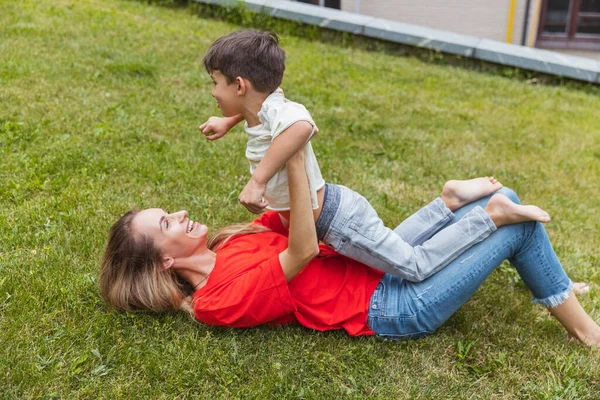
[192,211,384,336]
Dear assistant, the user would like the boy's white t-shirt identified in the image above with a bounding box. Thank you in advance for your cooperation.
[244,91,325,211]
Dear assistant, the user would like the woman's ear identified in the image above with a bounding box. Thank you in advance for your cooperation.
[161,256,174,271]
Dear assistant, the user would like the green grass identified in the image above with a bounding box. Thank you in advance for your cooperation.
[1,0,600,397]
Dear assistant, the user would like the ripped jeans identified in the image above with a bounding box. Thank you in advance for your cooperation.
[367,187,573,340]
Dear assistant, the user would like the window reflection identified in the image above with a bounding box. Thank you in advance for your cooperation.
[543,0,571,33]
[580,0,600,13]
[577,0,600,35]
[576,17,600,35]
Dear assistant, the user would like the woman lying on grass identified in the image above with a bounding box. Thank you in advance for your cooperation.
[100,151,599,345]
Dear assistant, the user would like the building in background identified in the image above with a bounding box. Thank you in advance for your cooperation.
[295,0,600,60]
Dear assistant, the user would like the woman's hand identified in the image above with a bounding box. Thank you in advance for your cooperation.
[278,150,319,281]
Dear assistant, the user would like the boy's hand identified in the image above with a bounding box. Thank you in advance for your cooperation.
[239,178,269,214]
[199,116,231,141]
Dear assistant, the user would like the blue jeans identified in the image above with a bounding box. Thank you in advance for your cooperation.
[318,184,497,282]
[367,188,573,340]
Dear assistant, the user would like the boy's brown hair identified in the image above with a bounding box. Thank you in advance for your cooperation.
[203,30,285,93]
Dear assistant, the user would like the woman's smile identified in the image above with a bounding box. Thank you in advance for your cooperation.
[186,219,208,238]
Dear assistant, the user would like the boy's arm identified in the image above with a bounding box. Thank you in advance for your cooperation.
[199,114,244,141]
[239,120,314,214]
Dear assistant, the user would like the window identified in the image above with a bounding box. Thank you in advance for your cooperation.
[537,0,600,49]
[295,0,341,10]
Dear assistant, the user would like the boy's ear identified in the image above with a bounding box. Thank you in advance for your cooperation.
[235,76,247,96]
[161,256,174,271]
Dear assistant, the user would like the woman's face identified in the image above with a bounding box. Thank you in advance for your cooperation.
[132,209,209,264]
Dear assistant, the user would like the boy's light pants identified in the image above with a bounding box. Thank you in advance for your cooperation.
[316,184,497,282]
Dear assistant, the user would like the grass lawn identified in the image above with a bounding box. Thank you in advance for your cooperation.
[2,0,600,397]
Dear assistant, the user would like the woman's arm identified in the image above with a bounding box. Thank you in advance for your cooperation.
[239,121,313,213]
[278,150,319,281]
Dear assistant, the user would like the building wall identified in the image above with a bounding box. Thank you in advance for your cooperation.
[340,0,537,45]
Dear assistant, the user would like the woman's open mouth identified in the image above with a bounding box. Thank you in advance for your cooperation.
[186,219,197,233]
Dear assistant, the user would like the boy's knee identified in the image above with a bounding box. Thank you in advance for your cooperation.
[497,187,520,205]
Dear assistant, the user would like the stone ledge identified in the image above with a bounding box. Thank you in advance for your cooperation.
[363,18,480,57]
[262,0,374,34]
[474,39,599,82]
[192,0,600,84]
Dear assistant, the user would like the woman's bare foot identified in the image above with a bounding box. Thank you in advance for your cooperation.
[570,327,600,347]
[568,318,600,348]
[485,194,550,227]
[548,291,600,348]
[441,177,503,211]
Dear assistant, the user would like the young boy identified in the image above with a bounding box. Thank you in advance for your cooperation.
[198,30,549,282]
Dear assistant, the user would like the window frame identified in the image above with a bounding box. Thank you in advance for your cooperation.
[536,0,600,50]
[294,0,341,9]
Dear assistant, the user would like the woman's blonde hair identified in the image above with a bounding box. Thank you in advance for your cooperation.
[99,210,270,317]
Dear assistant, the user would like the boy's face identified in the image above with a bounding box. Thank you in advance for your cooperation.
[210,70,242,117]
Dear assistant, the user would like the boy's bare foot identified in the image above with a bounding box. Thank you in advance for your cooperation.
[485,194,550,227]
[573,282,590,295]
[441,177,503,211]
